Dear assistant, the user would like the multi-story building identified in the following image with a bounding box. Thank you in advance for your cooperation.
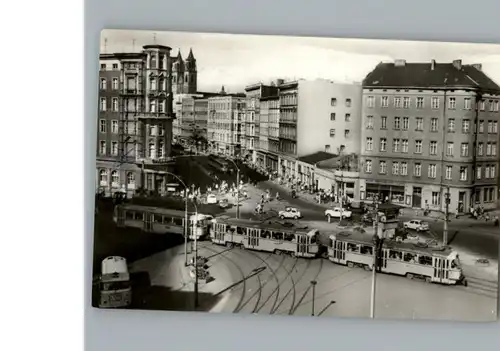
[96,44,197,196]
[207,89,246,157]
[277,79,363,182]
[243,83,279,164]
[359,59,500,212]
[179,93,220,149]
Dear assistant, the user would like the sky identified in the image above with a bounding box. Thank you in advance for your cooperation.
[101,29,500,93]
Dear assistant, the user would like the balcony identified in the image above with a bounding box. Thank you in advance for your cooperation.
[121,89,143,96]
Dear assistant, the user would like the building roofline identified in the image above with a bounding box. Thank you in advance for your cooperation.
[142,44,172,51]
[245,83,263,91]
[362,85,500,95]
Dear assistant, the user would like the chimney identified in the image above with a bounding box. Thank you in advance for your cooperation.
[431,59,436,70]
[452,59,462,70]
[394,59,406,67]
[472,63,482,71]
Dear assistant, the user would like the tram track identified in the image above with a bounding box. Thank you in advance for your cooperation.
[288,258,325,315]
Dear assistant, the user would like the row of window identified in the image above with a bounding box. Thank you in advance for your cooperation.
[98,120,165,136]
[100,77,119,90]
[98,169,135,185]
[366,95,500,112]
[365,138,497,157]
[100,63,119,71]
[98,140,165,158]
[99,97,166,113]
[330,129,351,138]
[427,189,494,206]
[364,160,496,181]
[366,115,498,134]
[330,113,351,122]
[330,98,353,107]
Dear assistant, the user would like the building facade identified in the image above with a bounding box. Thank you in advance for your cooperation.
[359,59,500,212]
[96,45,196,196]
[207,92,246,157]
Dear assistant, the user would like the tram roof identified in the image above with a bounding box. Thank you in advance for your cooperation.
[333,230,454,257]
[118,204,189,217]
[215,217,316,235]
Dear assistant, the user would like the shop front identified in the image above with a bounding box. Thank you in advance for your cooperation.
[365,182,405,206]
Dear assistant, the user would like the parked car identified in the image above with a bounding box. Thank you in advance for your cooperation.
[206,194,218,204]
[325,207,352,220]
[406,232,419,240]
[279,207,302,220]
[219,198,229,209]
[361,211,385,223]
[403,219,430,232]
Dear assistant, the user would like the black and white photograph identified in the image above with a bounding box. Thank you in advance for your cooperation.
[92,29,499,322]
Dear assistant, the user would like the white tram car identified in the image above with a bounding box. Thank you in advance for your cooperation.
[328,231,466,285]
[113,204,210,240]
[210,217,321,258]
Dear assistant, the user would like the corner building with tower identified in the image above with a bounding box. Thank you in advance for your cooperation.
[359,59,500,213]
[96,44,198,196]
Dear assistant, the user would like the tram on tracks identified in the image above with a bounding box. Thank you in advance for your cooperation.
[327,231,466,285]
[113,204,210,240]
[210,217,321,258]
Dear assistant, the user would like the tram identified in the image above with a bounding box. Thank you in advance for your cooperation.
[113,204,210,240]
[210,217,321,258]
[98,256,132,308]
[327,231,465,285]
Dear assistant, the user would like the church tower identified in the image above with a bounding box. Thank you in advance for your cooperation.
[172,51,184,94]
[184,48,197,93]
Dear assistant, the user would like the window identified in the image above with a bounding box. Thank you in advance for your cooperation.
[492,165,496,178]
[99,140,106,155]
[345,113,351,122]
[460,166,467,181]
[381,96,388,107]
[488,121,493,133]
[159,125,164,136]
[414,163,421,177]
[330,113,336,121]
[148,143,156,158]
[112,98,118,112]
[394,96,401,108]
[158,101,164,113]
[477,167,482,180]
[479,99,486,111]
[462,119,470,133]
[366,137,373,151]
[380,138,387,152]
[448,97,456,109]
[392,162,400,175]
[100,97,106,111]
[428,164,437,178]
[394,117,401,129]
[379,161,387,174]
[112,78,118,90]
[446,142,454,156]
[492,143,497,156]
[416,97,424,109]
[112,63,118,70]
[111,120,118,134]
[431,192,440,206]
[478,143,484,156]
[495,101,499,112]
[431,97,439,109]
[493,121,498,133]
[366,96,374,108]
[402,139,409,153]
[111,170,119,185]
[331,98,337,106]
[429,141,437,155]
[479,120,484,133]
[489,100,495,111]
[99,169,108,184]
[416,117,423,131]
[392,138,401,152]
[486,143,492,156]
[158,142,164,158]
[401,162,408,175]
[365,160,372,173]
[381,116,387,129]
[100,78,107,90]
[426,118,436,133]
[150,100,156,113]
[100,63,106,70]
[464,97,471,110]
[325,145,331,152]
[447,118,455,132]
[127,172,135,186]
[345,98,352,107]
[329,129,335,137]
[415,140,422,153]
[461,143,469,157]
[445,165,452,180]
[99,119,106,133]
[366,115,373,129]
[402,117,409,130]
[111,141,118,156]
[344,129,350,138]
[403,96,410,108]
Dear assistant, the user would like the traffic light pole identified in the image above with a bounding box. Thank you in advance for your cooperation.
[370,196,379,319]
[443,186,450,246]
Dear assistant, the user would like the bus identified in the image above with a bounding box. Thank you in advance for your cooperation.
[99,256,132,308]
[327,231,465,285]
[208,154,230,173]
[210,217,321,258]
[113,204,210,240]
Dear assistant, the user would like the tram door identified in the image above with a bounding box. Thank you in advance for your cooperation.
[214,224,225,242]
[247,228,259,249]
[380,249,388,271]
[433,257,448,283]
[297,234,308,257]
[143,212,153,232]
[333,241,346,262]
[116,207,125,227]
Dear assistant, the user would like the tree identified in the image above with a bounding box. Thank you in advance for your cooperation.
[189,126,208,153]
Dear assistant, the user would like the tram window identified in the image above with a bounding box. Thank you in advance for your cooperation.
[389,250,402,260]
[261,230,271,239]
[134,212,143,220]
[360,245,373,255]
[236,226,246,235]
[153,214,162,223]
[418,255,432,266]
[164,216,172,224]
[125,211,134,220]
[173,217,183,226]
[272,232,284,241]
[451,259,459,269]
[284,233,294,241]
[347,243,359,252]
[310,235,316,244]
[226,226,235,233]
[403,253,417,263]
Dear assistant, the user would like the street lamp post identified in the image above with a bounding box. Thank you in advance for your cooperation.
[311,280,317,316]
[370,195,380,319]
[443,186,450,246]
